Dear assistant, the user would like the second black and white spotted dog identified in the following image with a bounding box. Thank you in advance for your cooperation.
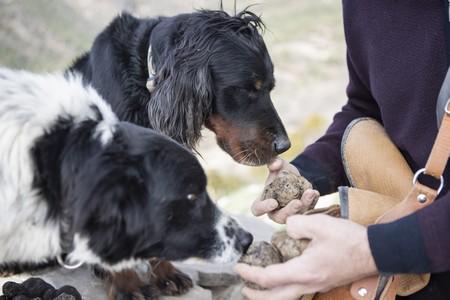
[0,68,252,299]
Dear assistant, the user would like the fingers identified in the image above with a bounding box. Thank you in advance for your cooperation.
[299,189,320,208]
[234,263,299,289]
[286,214,330,240]
[265,158,290,185]
[242,284,305,300]
[268,188,318,224]
[268,199,303,223]
[251,198,279,217]
[267,158,300,176]
[267,157,284,172]
[258,189,319,223]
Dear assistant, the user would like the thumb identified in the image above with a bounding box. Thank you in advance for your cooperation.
[267,157,284,172]
[286,215,326,240]
[251,198,279,216]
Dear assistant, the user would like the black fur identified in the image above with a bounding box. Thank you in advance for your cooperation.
[69,10,291,165]
[32,118,73,219]
[30,119,245,266]
[0,68,253,300]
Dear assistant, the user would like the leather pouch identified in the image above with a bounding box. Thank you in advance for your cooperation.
[313,118,431,300]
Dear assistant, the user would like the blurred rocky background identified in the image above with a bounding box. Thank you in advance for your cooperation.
[0,0,346,221]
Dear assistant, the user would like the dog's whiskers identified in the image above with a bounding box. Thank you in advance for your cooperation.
[253,149,261,166]
[231,149,250,160]
[239,150,254,165]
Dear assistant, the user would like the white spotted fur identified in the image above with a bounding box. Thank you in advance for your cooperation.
[211,213,243,263]
[68,235,145,272]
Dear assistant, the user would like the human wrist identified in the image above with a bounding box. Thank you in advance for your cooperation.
[358,228,378,277]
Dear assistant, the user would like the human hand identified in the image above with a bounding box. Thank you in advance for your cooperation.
[251,157,319,224]
[234,214,377,300]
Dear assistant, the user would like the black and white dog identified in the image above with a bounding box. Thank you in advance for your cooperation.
[0,68,252,297]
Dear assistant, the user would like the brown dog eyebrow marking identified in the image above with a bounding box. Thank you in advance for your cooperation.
[255,80,263,90]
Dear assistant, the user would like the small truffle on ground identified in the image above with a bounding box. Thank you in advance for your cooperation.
[1,278,81,300]
[271,231,310,262]
[261,170,315,212]
[238,241,282,290]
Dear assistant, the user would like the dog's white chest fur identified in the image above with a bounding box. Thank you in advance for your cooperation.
[0,69,117,265]
[0,198,60,263]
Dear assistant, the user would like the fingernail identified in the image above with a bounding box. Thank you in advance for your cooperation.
[269,202,278,210]
[311,191,320,200]
[307,190,317,198]
[294,202,303,210]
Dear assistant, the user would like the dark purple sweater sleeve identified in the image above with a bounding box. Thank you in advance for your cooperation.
[418,193,450,272]
[369,192,450,274]
[291,0,450,276]
[291,52,381,195]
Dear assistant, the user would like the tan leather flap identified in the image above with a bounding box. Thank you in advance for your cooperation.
[339,187,399,226]
[341,118,413,199]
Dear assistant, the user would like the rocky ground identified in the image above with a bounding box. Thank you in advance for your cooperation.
[0,215,276,300]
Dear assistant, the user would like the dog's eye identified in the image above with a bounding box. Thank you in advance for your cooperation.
[187,194,197,201]
[254,80,263,91]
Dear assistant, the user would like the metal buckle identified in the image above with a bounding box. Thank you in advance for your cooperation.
[445,98,450,115]
[56,254,84,270]
[412,168,444,195]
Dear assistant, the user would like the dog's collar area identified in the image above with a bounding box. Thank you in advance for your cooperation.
[146,42,157,93]
[56,254,83,270]
[58,208,84,270]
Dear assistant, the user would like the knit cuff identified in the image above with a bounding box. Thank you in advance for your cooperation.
[367,213,431,274]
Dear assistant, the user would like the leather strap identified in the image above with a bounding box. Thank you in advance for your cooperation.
[426,105,450,177]
[350,102,450,299]
[438,0,450,126]
[377,183,437,223]
[351,275,396,300]
[436,67,450,128]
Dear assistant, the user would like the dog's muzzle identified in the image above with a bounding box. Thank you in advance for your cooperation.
[210,214,253,263]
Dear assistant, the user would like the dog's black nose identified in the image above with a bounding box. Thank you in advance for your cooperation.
[273,136,291,154]
[237,229,253,254]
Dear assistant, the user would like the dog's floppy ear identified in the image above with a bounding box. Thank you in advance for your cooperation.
[147,20,214,150]
[62,149,162,262]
